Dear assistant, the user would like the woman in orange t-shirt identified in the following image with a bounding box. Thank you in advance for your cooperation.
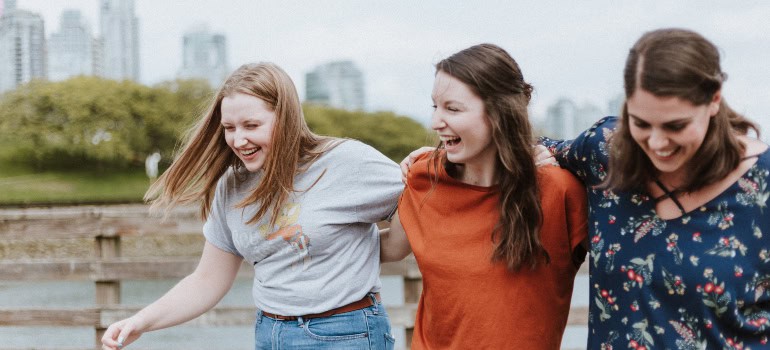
[380,43,588,349]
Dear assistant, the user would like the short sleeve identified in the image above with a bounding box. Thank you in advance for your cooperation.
[202,170,242,257]
[335,141,404,223]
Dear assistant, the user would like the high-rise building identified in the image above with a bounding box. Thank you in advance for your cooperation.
[542,98,601,139]
[99,0,139,81]
[0,3,46,93]
[48,10,93,81]
[305,60,365,111]
[1,0,16,16]
[178,25,228,88]
[543,98,578,139]
[92,37,104,77]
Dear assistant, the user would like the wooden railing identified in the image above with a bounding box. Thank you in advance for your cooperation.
[0,204,587,349]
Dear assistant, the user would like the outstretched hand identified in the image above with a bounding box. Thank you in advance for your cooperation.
[101,316,145,350]
[400,147,436,183]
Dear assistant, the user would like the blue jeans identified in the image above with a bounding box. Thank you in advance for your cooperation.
[254,295,396,350]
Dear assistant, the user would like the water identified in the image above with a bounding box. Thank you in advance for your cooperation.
[0,276,588,349]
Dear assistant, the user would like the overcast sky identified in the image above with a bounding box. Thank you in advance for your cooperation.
[11,0,770,138]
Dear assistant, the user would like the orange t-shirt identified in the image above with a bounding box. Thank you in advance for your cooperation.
[398,154,588,350]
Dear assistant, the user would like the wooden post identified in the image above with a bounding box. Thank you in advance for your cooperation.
[95,235,121,347]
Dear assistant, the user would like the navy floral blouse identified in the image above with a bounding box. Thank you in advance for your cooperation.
[542,117,770,350]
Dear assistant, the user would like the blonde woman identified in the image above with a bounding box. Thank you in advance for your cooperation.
[101,63,401,350]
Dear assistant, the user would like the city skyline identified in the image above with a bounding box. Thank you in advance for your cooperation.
[8,0,770,139]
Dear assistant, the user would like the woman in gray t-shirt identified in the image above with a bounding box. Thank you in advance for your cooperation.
[101,62,402,350]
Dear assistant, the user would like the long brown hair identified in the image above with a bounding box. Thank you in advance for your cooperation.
[146,62,332,225]
[604,28,759,193]
[429,43,546,270]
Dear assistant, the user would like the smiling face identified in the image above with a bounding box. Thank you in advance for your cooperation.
[626,88,720,183]
[220,93,277,172]
[430,70,497,171]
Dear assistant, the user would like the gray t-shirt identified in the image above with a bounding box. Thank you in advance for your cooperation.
[203,140,403,315]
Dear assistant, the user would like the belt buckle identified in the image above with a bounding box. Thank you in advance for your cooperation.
[276,314,297,321]
[263,312,296,321]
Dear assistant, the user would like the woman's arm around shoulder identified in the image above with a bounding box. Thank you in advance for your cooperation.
[101,242,243,349]
[539,116,618,186]
[380,211,412,263]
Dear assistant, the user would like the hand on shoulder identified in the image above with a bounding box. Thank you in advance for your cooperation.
[740,135,769,156]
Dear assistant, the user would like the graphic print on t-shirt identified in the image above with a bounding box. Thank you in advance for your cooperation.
[259,202,311,269]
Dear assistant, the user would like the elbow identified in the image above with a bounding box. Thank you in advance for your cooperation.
[380,253,399,263]
[379,212,412,263]
[381,249,411,263]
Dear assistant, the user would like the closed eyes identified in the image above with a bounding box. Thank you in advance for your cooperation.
[630,116,688,132]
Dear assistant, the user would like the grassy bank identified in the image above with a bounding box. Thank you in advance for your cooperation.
[0,160,150,206]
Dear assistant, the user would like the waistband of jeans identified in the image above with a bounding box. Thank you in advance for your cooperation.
[261,292,381,321]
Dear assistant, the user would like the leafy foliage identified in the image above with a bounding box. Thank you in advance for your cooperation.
[0,77,210,169]
[304,104,434,162]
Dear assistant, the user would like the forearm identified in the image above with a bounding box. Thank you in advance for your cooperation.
[134,242,242,332]
[135,272,233,331]
[380,211,412,262]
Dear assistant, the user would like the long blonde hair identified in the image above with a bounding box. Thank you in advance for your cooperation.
[146,62,332,225]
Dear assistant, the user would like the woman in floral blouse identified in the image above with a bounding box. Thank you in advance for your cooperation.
[539,28,769,349]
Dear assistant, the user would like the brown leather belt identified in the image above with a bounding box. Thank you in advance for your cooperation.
[261,293,381,321]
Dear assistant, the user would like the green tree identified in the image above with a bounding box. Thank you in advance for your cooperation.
[0,77,212,170]
[149,79,213,164]
[303,104,434,161]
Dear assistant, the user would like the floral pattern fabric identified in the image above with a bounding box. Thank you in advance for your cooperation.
[541,117,770,350]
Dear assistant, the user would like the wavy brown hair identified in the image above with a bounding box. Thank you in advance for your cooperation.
[428,43,546,271]
[604,28,760,193]
[146,62,332,225]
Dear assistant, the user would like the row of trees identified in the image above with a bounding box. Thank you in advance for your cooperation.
[0,77,432,170]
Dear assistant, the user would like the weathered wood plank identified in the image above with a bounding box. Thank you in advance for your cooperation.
[0,205,201,239]
[0,204,196,220]
[386,302,418,328]
[0,258,428,281]
[0,216,203,239]
[381,257,421,278]
[0,304,430,328]
[0,258,254,280]
[98,306,259,327]
[567,306,588,326]
[0,309,99,326]
[0,348,93,350]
